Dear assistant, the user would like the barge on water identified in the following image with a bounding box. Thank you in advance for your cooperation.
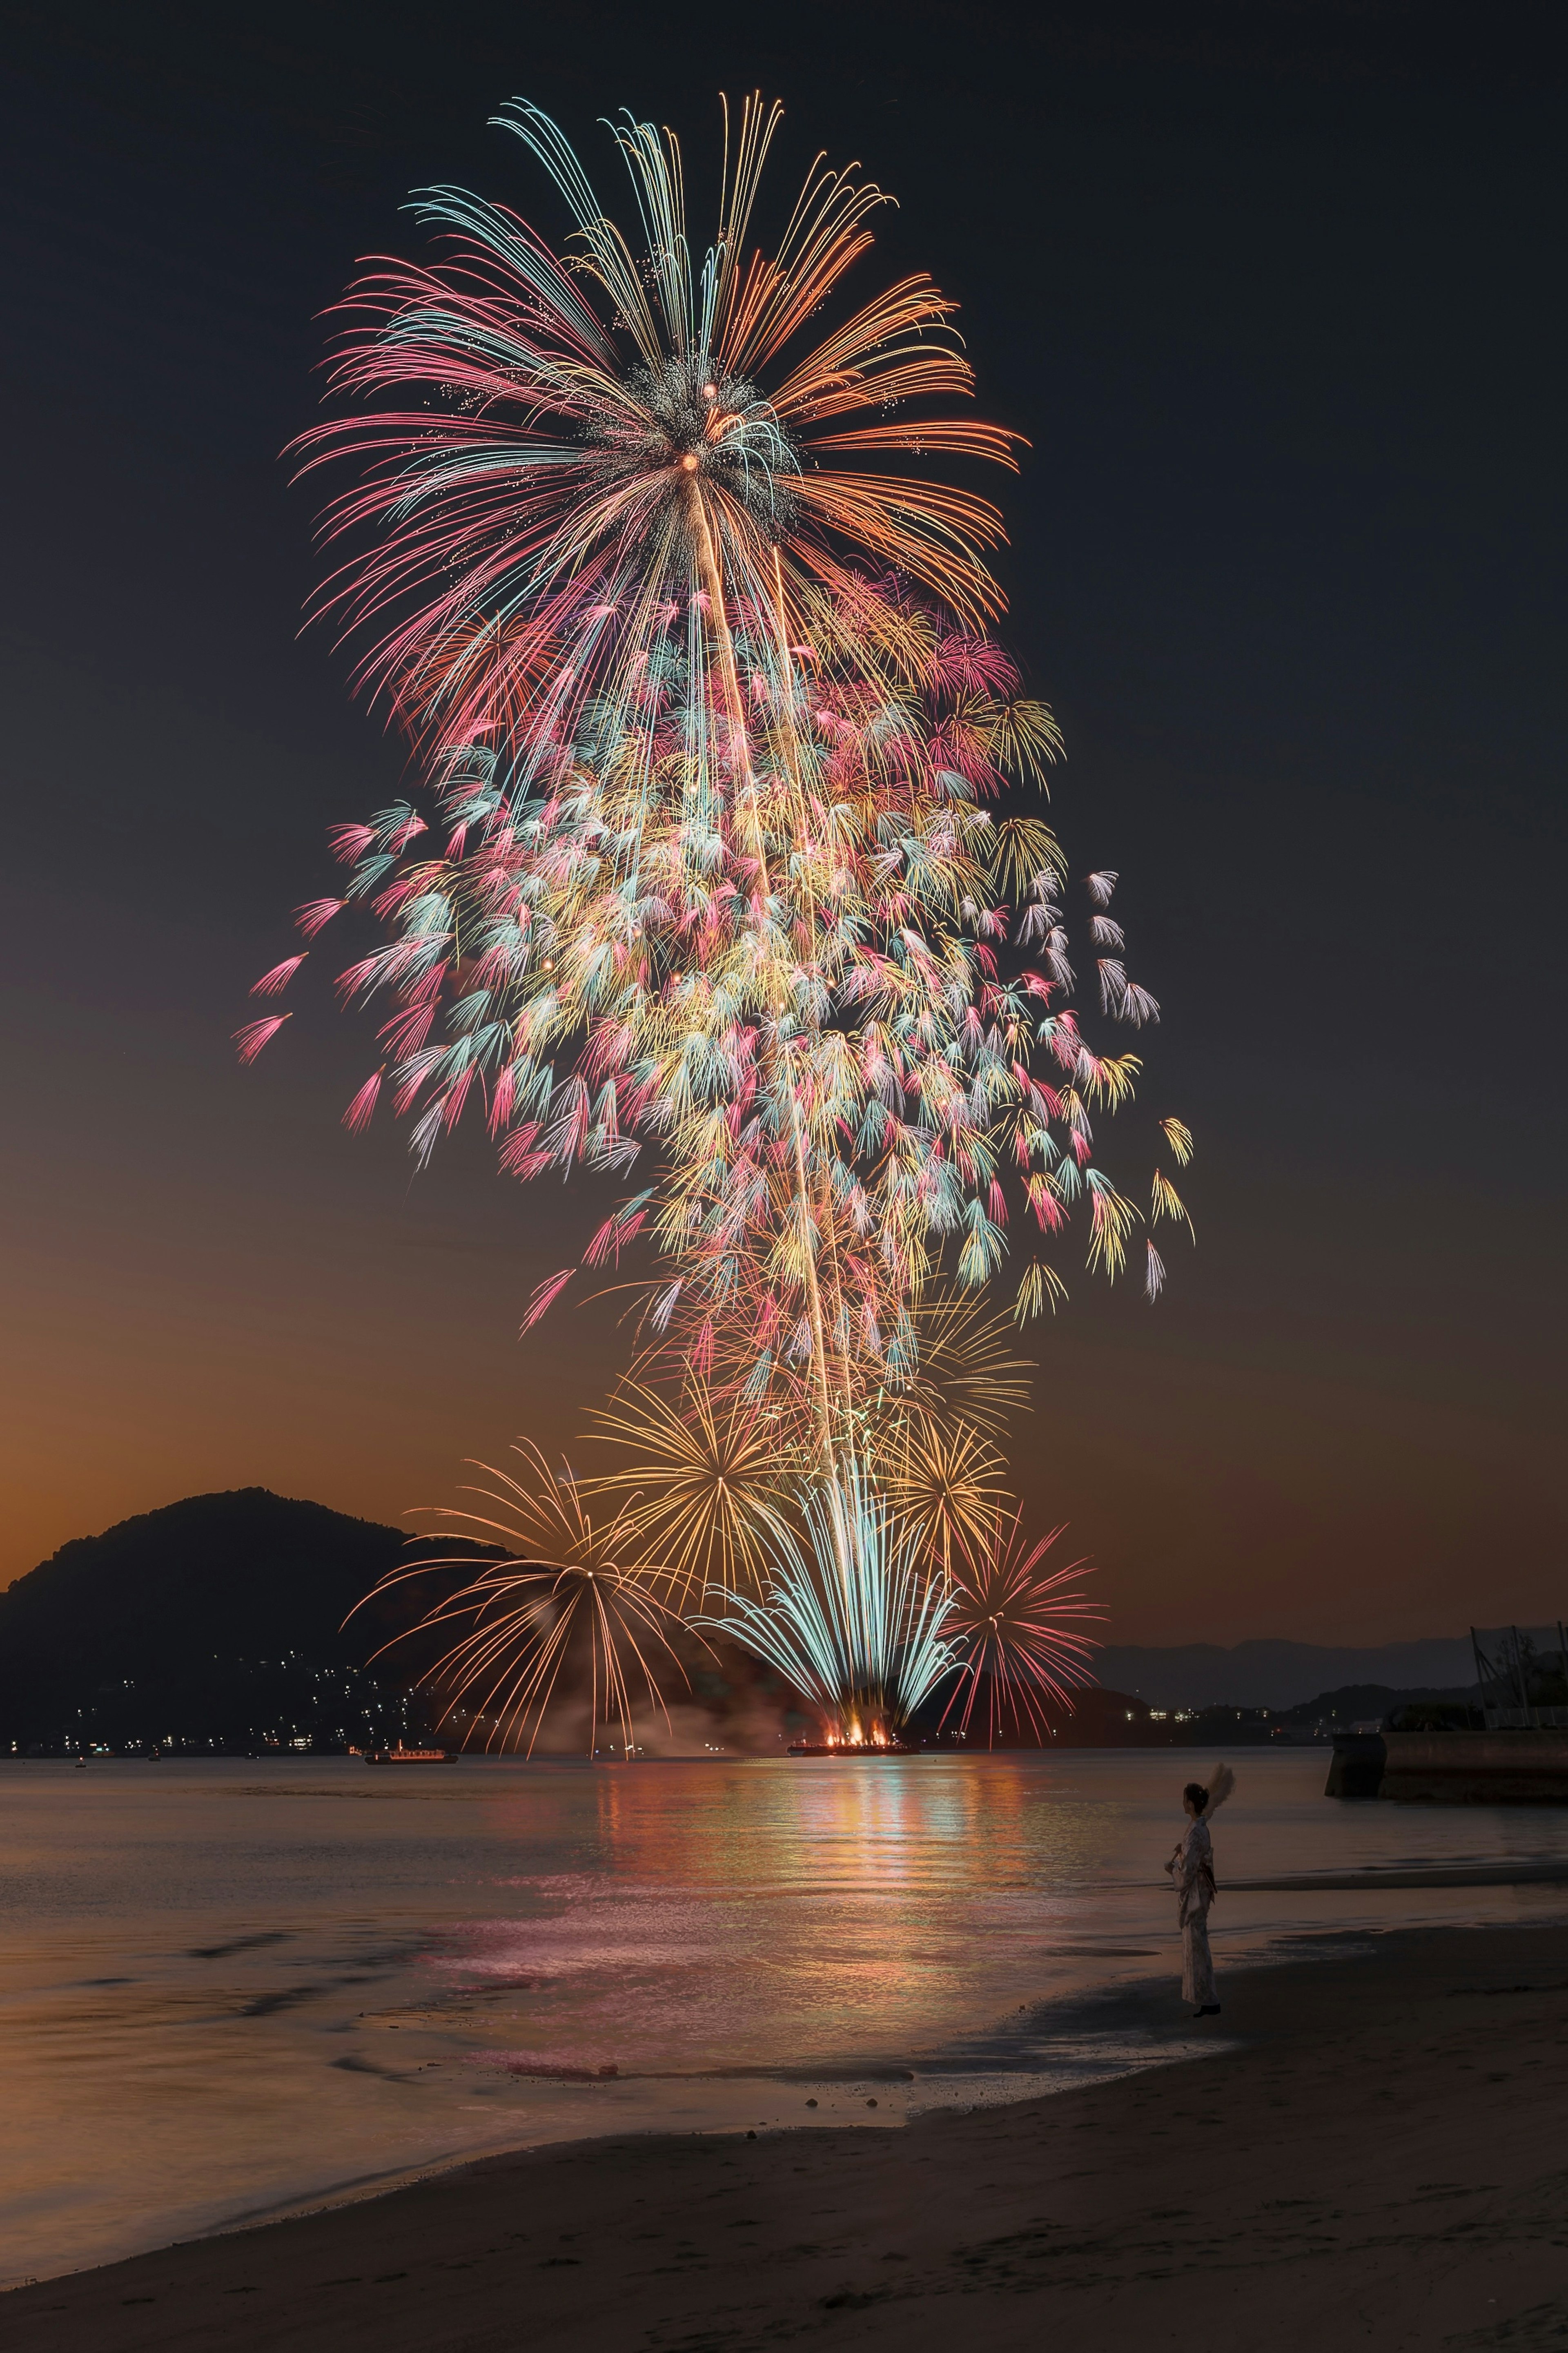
[354,1747,457,1766]
[787,1740,921,1758]
[1328,1623,1568,1803]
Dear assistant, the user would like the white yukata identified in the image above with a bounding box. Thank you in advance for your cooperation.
[1165,1817,1217,2005]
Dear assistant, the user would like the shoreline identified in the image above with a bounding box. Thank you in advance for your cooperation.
[3,1953,1236,2289]
[14,1916,1568,2349]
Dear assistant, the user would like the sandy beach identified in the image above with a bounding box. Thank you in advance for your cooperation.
[11,1916,1568,2351]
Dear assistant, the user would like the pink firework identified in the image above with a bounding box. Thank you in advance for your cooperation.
[942,1511,1102,1746]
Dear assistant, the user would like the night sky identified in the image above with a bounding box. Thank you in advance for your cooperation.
[2,2,1562,1641]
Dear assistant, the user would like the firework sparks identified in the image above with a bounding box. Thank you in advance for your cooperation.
[873,1416,1012,1586]
[584,1376,801,1606]
[704,1452,956,1742]
[292,91,1018,761]
[941,1512,1101,1746]
[352,1441,694,1757]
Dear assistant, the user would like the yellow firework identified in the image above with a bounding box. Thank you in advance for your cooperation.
[875,1293,1036,1442]
[353,1440,693,1757]
[873,1417,1012,1584]
[581,1378,803,1606]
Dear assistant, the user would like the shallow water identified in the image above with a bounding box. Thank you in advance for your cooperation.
[5,1748,1568,2284]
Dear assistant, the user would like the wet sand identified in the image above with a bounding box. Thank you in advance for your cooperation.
[11,1919,1568,2351]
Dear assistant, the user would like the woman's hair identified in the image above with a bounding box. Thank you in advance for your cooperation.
[1183,1781,1209,1813]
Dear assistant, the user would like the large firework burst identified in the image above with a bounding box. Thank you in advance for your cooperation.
[584,1374,800,1606]
[256,94,1194,1750]
[292,92,1016,760]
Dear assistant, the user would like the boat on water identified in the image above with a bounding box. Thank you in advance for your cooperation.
[357,1747,456,1766]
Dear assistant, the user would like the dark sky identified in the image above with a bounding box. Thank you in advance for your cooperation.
[1,1,1562,1640]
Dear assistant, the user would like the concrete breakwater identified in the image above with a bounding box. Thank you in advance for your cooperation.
[1328,1728,1568,1803]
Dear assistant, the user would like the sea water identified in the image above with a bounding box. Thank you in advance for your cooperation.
[4,1747,1568,2284]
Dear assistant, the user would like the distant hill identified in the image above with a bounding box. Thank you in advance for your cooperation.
[0,1489,482,1755]
[1275,1682,1479,1730]
[1095,1638,1479,1711]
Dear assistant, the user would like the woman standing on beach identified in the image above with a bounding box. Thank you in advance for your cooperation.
[1166,1765,1233,2016]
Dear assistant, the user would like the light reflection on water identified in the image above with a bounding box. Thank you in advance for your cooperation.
[4,1748,1567,2283]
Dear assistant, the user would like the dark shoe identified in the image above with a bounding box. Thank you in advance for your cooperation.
[1192,2003,1221,2016]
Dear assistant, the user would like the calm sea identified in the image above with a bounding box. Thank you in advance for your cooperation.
[5,1748,1567,2284]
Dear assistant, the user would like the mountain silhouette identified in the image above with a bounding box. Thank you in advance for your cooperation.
[0,1489,482,1754]
[0,1488,797,1757]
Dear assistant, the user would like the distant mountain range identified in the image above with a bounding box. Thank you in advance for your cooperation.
[1095,1639,1479,1711]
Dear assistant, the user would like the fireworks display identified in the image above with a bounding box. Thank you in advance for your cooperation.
[255,95,1194,1751]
